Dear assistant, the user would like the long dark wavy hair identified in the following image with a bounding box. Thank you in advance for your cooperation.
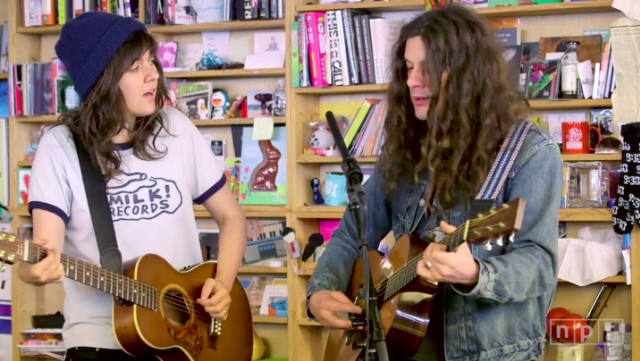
[379,4,530,210]
[53,30,170,179]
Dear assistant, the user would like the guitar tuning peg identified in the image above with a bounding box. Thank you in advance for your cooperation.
[496,238,504,247]
[509,233,515,243]
[0,262,5,272]
[483,240,492,251]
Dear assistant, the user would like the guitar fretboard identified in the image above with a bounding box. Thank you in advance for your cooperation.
[28,243,158,310]
[379,221,469,302]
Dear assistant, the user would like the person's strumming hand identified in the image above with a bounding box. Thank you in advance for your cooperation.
[416,221,480,286]
[197,278,232,320]
[16,239,65,286]
[309,290,362,329]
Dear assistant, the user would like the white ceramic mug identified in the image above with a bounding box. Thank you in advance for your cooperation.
[556,344,585,361]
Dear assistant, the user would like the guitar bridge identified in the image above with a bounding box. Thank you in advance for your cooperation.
[207,318,221,348]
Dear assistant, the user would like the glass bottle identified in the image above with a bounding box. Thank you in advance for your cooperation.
[272,79,286,116]
[560,41,580,99]
[247,276,263,315]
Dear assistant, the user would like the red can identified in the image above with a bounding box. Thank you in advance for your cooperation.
[562,121,589,154]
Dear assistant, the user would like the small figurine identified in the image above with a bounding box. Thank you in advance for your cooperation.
[210,89,230,119]
[197,52,226,70]
[225,96,245,118]
[309,125,334,148]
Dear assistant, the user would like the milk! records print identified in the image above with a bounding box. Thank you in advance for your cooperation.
[108,172,183,222]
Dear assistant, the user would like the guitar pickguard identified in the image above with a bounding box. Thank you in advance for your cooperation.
[165,320,204,357]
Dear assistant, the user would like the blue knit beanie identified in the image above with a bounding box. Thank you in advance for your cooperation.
[55,13,147,101]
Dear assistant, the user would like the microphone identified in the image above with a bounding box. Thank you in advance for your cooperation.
[324,111,389,361]
[325,111,365,206]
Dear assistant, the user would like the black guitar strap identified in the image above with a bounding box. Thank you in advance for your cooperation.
[71,132,124,303]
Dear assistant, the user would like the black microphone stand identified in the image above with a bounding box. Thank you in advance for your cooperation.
[340,156,389,361]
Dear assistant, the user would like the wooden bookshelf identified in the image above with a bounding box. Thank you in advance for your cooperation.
[4,0,636,360]
[163,68,285,79]
[287,3,633,361]
[0,72,6,80]
[5,0,293,358]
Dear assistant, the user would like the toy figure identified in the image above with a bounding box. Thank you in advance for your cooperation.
[249,140,281,192]
[225,96,245,118]
[210,89,230,119]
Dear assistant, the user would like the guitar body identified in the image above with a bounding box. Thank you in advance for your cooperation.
[324,235,438,361]
[112,253,254,361]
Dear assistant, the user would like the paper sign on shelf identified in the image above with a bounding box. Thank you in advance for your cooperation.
[252,117,275,140]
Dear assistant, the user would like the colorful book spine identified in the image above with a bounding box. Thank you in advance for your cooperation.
[305,12,328,87]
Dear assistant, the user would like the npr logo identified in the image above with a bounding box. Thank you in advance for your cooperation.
[549,319,625,345]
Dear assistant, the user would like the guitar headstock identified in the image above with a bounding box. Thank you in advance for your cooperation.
[0,232,22,271]
[465,198,526,251]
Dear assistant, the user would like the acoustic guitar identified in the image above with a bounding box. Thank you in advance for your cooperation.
[323,198,526,361]
[0,235,254,361]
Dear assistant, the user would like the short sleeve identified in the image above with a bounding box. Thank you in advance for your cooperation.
[28,130,73,223]
[179,114,226,204]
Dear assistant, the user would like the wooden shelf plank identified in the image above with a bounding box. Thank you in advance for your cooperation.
[296,154,621,164]
[298,0,425,12]
[16,25,63,34]
[239,266,287,274]
[0,73,7,80]
[297,155,378,164]
[253,315,288,324]
[15,206,611,222]
[295,84,388,95]
[559,208,612,222]
[296,82,612,109]
[528,99,612,110]
[194,205,289,219]
[475,0,617,18]
[164,68,285,79]
[294,207,612,222]
[562,153,621,161]
[558,275,628,284]
[13,115,58,123]
[296,0,617,17]
[193,117,286,126]
[12,116,280,127]
[12,205,290,218]
[17,19,286,35]
[148,19,286,34]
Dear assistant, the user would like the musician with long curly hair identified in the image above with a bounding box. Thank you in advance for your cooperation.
[14,12,247,361]
[307,4,562,361]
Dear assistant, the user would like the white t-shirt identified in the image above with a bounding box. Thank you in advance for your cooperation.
[27,107,225,350]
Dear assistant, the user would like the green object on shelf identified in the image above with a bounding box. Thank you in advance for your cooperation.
[260,359,288,361]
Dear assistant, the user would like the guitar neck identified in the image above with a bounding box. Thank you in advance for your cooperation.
[379,221,469,303]
[26,243,158,310]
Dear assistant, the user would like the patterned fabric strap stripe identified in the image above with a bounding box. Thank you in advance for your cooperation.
[476,120,534,201]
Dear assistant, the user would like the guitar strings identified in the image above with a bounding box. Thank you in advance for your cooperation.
[0,240,213,322]
[354,207,509,309]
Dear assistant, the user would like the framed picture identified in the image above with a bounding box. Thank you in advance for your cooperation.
[198,229,220,261]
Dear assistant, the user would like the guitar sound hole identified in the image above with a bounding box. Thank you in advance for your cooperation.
[162,289,192,327]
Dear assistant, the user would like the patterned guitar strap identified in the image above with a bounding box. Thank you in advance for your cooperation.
[469,120,533,249]
[476,120,534,201]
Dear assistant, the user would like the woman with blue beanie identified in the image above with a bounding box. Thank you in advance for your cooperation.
[14,12,248,361]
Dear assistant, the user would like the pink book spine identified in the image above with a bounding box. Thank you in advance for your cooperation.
[305,12,329,87]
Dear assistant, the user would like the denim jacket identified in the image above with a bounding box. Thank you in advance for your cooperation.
[306,125,563,361]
